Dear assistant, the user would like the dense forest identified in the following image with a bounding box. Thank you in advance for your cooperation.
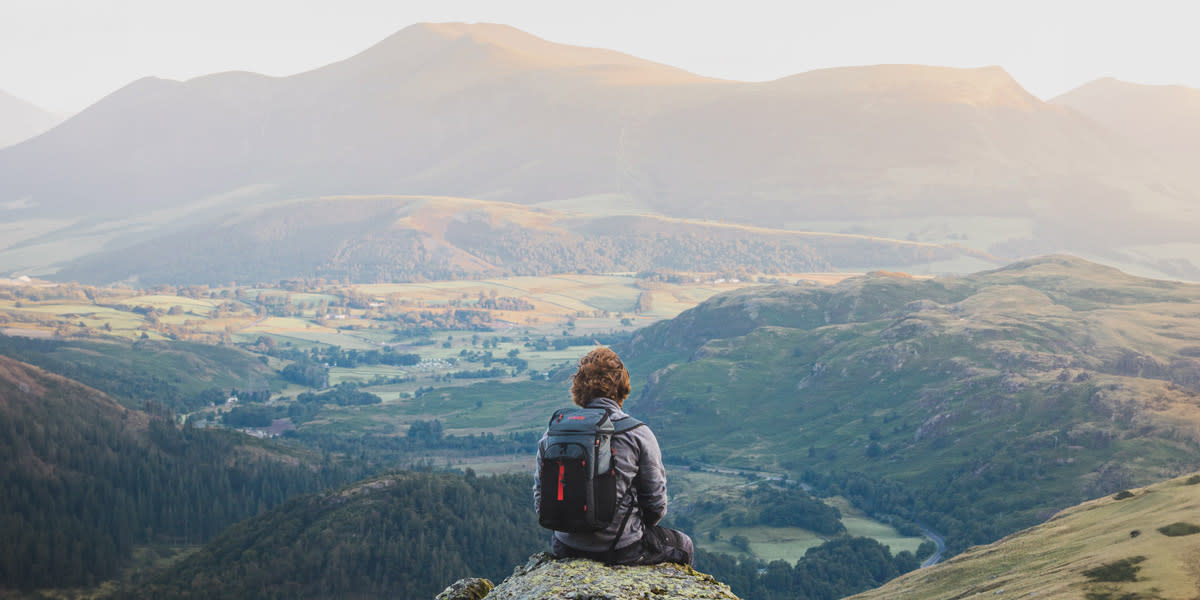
[0,355,361,590]
[117,472,546,599]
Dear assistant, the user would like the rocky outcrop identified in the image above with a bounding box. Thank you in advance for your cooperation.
[435,577,494,600]
[436,553,740,600]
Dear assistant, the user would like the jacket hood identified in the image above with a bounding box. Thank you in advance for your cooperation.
[584,397,628,419]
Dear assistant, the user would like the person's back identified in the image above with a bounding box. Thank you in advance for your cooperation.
[533,347,693,566]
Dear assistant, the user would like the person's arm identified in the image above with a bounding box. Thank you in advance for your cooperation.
[533,432,547,512]
[635,428,668,526]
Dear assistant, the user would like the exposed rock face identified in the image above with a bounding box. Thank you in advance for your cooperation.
[437,553,740,600]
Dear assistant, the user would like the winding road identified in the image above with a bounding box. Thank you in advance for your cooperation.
[918,525,946,568]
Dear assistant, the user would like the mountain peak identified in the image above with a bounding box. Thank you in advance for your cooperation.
[411,21,552,45]
[340,22,710,85]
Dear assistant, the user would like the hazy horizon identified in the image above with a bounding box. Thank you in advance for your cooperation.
[4,0,1200,114]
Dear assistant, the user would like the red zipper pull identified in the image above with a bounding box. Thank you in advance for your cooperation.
[556,462,565,501]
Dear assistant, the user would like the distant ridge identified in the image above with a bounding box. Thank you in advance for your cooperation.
[48,194,987,285]
[1053,77,1200,173]
[0,90,62,149]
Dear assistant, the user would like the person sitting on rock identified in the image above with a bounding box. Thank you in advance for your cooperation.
[533,346,694,566]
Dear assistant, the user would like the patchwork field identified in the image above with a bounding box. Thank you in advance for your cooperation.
[0,272,854,391]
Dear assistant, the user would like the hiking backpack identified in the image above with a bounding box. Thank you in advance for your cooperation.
[537,406,643,533]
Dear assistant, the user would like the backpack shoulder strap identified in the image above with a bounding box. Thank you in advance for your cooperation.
[612,416,643,434]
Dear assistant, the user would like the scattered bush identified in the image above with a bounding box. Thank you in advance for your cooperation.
[1157,522,1200,537]
[1112,490,1134,500]
[1085,592,1151,600]
[1082,556,1145,582]
[1185,474,1200,485]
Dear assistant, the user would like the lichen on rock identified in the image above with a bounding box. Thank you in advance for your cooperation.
[436,576,494,600]
[437,553,741,600]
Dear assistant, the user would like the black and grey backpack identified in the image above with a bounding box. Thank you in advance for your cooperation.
[537,406,643,533]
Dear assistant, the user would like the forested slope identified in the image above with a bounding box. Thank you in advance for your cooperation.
[117,472,545,599]
[0,355,357,591]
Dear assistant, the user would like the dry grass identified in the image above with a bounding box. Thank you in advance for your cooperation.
[848,472,1200,599]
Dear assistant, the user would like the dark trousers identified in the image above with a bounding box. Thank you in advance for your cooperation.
[551,526,694,566]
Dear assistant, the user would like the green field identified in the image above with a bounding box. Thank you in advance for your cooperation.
[704,526,828,562]
[308,379,566,435]
[841,517,923,555]
[327,364,410,386]
[126,294,221,312]
[667,468,925,564]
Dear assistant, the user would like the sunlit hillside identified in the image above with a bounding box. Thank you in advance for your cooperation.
[625,256,1200,553]
[848,472,1200,600]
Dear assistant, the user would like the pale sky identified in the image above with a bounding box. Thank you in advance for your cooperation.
[3,0,1198,115]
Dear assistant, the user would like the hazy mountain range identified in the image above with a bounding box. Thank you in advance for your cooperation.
[1054,77,1200,175]
[3,23,1200,282]
[0,90,62,149]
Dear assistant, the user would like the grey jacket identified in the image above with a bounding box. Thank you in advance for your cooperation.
[533,397,668,552]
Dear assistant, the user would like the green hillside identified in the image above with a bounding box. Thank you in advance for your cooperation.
[624,255,1200,552]
[0,334,277,412]
[0,355,357,592]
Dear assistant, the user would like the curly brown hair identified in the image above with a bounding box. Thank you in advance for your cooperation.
[570,346,631,407]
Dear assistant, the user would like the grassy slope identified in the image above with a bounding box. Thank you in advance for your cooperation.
[848,472,1200,600]
[624,255,1200,546]
[0,336,276,410]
